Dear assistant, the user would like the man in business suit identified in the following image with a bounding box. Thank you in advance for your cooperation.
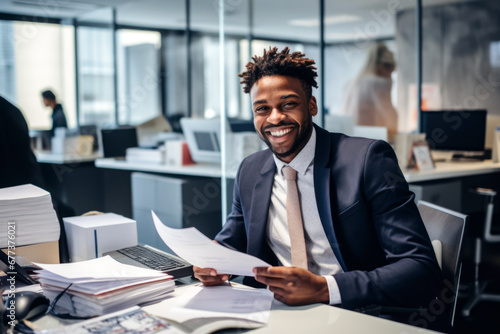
[0,96,45,189]
[194,47,441,311]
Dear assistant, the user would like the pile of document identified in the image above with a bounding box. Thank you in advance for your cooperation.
[34,256,175,317]
[126,147,165,164]
[0,184,60,248]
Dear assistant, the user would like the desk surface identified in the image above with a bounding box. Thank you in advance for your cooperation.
[404,159,500,183]
[36,151,102,164]
[96,157,500,183]
[95,157,237,178]
[143,283,440,334]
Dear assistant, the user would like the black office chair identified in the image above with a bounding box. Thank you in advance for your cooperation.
[461,188,500,317]
[361,201,468,331]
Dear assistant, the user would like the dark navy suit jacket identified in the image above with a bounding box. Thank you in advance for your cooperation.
[215,124,442,310]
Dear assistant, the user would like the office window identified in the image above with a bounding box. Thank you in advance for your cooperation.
[116,29,161,125]
[0,20,76,130]
[77,26,115,126]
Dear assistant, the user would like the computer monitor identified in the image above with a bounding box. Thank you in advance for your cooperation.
[180,118,222,163]
[228,118,255,133]
[421,110,487,153]
[100,126,138,158]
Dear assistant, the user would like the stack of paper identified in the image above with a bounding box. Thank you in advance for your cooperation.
[0,184,60,248]
[34,256,175,317]
[126,147,165,164]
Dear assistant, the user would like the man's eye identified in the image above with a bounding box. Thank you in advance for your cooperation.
[283,102,297,108]
[255,106,269,113]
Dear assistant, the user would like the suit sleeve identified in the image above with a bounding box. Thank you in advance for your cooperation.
[333,140,442,310]
[214,163,247,253]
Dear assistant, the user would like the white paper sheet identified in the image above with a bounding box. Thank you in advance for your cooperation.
[147,285,273,324]
[152,211,270,277]
[33,256,167,280]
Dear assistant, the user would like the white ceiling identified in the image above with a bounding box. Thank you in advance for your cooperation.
[0,0,480,42]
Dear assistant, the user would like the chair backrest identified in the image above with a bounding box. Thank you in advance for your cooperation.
[417,201,468,327]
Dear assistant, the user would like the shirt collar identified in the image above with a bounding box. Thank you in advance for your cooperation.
[273,127,316,176]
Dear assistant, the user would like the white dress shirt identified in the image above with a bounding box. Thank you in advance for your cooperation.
[265,128,343,305]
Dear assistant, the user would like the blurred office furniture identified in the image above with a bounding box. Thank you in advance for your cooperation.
[78,125,99,152]
[462,187,500,317]
[421,110,487,161]
[180,118,221,163]
[353,125,388,142]
[131,172,222,254]
[410,180,462,212]
[228,118,255,133]
[100,126,138,158]
[30,129,53,151]
[180,118,262,166]
[321,114,355,136]
[418,201,468,328]
[166,113,184,133]
[363,201,467,331]
[136,115,172,147]
[393,133,427,168]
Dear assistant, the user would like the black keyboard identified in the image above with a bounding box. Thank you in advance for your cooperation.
[116,245,193,279]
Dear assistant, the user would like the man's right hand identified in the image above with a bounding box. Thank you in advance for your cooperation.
[193,266,230,286]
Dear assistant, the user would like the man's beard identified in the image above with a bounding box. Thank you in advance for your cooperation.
[258,117,313,160]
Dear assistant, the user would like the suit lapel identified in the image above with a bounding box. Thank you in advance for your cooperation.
[314,125,347,271]
[247,153,276,263]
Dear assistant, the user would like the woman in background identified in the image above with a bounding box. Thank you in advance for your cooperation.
[343,43,398,141]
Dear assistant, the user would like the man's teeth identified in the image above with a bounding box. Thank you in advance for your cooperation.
[270,128,292,137]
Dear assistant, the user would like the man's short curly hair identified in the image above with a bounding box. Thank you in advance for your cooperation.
[238,46,318,98]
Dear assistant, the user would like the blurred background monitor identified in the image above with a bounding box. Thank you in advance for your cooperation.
[421,110,487,153]
[180,118,221,163]
[100,126,138,158]
[228,118,255,133]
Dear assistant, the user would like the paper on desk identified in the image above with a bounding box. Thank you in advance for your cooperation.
[147,285,273,324]
[33,256,167,280]
[152,211,270,276]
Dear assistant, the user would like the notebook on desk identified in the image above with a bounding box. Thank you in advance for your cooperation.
[104,244,193,279]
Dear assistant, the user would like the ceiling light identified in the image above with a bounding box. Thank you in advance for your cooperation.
[289,14,362,27]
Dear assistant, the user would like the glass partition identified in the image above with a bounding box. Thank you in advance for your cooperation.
[420,0,500,149]
[116,29,161,125]
[76,7,115,126]
[324,0,401,140]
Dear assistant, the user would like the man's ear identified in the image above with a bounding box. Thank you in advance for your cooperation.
[309,96,318,117]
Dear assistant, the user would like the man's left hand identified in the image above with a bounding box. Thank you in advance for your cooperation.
[253,266,330,306]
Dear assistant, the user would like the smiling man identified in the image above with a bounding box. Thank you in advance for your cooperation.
[193,47,441,313]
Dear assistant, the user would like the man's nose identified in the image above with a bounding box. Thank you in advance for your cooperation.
[267,108,285,124]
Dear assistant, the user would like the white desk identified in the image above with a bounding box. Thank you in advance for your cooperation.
[143,283,440,334]
[95,157,500,184]
[36,151,102,164]
[403,159,500,183]
[95,157,237,179]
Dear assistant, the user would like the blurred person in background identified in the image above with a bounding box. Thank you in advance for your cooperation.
[41,89,67,137]
[342,43,398,141]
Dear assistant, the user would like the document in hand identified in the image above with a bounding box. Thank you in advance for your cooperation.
[34,256,175,316]
[152,211,270,276]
